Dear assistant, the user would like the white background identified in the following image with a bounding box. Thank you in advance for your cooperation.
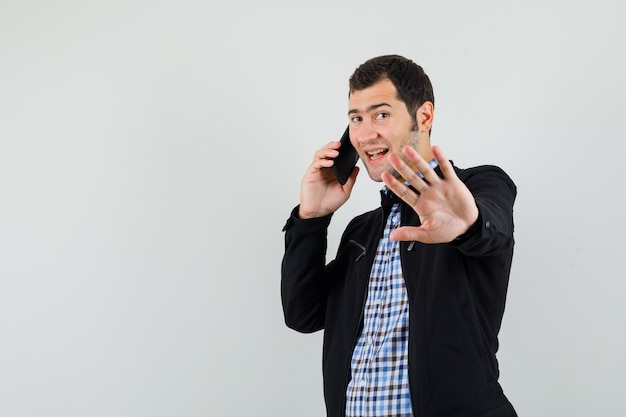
[1,1,625,416]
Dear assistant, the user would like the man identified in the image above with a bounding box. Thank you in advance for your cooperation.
[281,55,517,417]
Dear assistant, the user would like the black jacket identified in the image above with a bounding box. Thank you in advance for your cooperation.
[282,164,518,417]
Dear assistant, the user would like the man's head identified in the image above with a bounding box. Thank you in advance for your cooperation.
[349,55,434,130]
[348,55,435,182]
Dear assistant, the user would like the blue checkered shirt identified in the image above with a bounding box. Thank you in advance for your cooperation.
[345,202,412,417]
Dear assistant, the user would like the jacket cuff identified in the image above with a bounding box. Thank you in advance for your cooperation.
[282,205,333,233]
[448,199,510,249]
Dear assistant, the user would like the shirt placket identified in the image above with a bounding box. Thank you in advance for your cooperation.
[362,208,401,406]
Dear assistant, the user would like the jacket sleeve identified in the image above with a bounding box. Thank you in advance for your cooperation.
[281,206,333,333]
[449,165,517,257]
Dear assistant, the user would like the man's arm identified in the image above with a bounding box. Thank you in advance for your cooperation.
[281,208,332,333]
[281,141,360,332]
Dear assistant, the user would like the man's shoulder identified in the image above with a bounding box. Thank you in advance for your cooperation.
[453,162,508,175]
[454,163,517,198]
[455,163,515,184]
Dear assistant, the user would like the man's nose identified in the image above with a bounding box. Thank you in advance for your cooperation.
[354,121,377,144]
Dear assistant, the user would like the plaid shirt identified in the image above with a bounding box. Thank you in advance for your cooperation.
[345,202,412,417]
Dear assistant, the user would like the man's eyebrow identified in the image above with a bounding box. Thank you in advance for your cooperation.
[348,102,392,115]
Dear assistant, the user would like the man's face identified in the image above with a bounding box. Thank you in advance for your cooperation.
[348,78,424,182]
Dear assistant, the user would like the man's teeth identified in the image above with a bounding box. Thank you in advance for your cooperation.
[367,149,387,156]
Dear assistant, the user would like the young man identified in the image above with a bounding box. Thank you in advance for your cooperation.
[281,55,517,417]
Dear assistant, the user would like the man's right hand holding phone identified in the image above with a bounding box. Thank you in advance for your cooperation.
[298,141,359,219]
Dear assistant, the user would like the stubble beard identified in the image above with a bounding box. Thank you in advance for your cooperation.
[386,128,421,180]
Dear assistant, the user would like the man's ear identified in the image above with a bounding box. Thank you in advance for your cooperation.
[415,101,434,133]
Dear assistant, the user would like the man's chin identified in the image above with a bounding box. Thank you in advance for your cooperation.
[365,166,401,183]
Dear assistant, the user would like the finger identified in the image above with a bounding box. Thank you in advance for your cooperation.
[313,142,340,165]
[343,166,360,189]
[326,140,341,150]
[387,151,428,192]
[318,141,341,156]
[381,170,420,207]
[315,158,335,169]
[401,146,440,184]
[431,145,458,181]
[389,225,431,243]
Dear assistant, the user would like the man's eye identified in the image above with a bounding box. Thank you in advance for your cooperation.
[376,112,389,120]
[351,116,362,123]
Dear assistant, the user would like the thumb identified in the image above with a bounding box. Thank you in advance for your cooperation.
[390,226,433,244]
[342,166,360,191]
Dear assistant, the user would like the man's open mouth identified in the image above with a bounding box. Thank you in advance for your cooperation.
[367,149,389,161]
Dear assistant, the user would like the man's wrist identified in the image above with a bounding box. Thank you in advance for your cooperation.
[454,215,481,242]
[298,206,329,219]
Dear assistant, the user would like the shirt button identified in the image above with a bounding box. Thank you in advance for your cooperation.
[485,220,491,229]
[359,380,367,388]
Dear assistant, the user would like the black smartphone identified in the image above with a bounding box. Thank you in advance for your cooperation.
[332,126,359,185]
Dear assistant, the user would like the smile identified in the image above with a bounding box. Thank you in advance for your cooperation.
[367,148,388,161]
